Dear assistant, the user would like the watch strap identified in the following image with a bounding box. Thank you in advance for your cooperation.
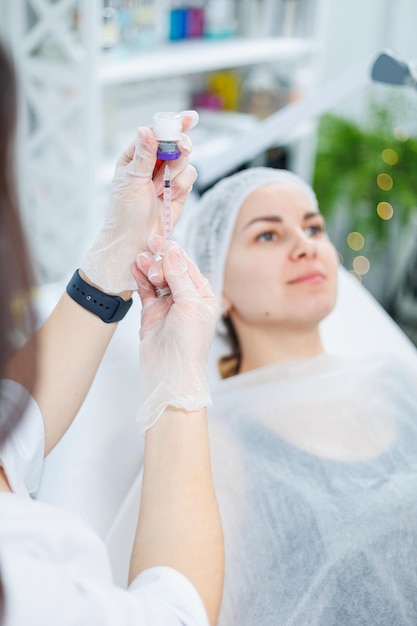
[66,270,133,323]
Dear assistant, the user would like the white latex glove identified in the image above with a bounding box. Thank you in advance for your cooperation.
[80,111,199,294]
[132,240,219,433]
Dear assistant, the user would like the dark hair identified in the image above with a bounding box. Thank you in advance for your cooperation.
[218,315,241,379]
[0,43,37,446]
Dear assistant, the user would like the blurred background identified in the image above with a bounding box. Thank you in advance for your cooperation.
[1,0,417,343]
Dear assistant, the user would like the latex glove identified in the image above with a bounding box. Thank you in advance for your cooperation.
[80,111,199,294]
[132,240,219,433]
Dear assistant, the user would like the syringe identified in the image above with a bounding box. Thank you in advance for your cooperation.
[154,164,172,298]
[163,163,171,253]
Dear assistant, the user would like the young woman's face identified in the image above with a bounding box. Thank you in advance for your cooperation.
[223,182,339,331]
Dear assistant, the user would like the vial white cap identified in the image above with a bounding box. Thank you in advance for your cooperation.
[152,112,182,141]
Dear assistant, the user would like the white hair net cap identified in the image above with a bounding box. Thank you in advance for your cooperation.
[184,167,319,305]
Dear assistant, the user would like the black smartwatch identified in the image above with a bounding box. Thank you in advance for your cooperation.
[66,270,133,323]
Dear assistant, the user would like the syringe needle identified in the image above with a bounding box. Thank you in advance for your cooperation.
[163,164,171,253]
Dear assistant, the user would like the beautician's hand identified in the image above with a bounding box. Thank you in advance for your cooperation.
[80,111,198,294]
[132,240,218,433]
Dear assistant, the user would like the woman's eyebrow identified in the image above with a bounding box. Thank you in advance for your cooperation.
[244,215,283,229]
[244,211,320,230]
[304,211,321,220]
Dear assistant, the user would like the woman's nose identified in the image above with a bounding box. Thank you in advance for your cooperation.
[289,231,317,261]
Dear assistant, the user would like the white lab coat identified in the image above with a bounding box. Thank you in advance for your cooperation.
[0,379,208,626]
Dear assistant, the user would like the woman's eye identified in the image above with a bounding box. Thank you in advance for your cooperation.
[305,224,324,237]
[256,231,278,242]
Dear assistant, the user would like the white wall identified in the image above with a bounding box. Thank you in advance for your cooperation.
[320,0,417,85]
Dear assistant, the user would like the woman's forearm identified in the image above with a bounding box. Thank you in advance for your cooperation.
[129,406,224,626]
[4,292,119,455]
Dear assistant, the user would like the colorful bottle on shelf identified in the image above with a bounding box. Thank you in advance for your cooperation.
[100,2,121,50]
[132,0,160,48]
[204,0,237,39]
[169,1,188,41]
[185,1,205,39]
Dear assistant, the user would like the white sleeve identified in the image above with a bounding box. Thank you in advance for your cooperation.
[0,379,45,495]
[3,557,209,626]
[1,476,209,626]
[128,566,210,626]
[2,522,209,626]
[4,564,209,626]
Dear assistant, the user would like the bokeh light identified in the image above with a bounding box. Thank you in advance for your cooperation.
[394,126,409,142]
[377,173,393,190]
[377,201,394,220]
[347,231,365,251]
[353,255,370,275]
[381,148,398,165]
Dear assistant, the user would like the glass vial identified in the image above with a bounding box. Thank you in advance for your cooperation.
[152,112,182,160]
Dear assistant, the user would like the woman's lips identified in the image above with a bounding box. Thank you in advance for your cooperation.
[288,272,325,285]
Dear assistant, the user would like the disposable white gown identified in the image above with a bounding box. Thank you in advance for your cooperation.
[207,352,417,625]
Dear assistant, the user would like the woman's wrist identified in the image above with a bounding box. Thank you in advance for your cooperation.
[78,269,133,302]
[66,270,133,323]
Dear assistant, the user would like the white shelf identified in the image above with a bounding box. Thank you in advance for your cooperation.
[99,37,318,85]
[8,0,327,283]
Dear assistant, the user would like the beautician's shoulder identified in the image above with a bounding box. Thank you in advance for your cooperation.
[0,494,209,626]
